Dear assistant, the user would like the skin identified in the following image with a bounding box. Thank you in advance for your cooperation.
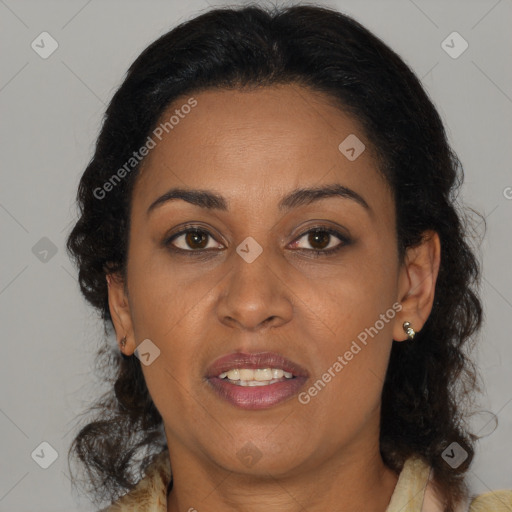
[107,84,441,512]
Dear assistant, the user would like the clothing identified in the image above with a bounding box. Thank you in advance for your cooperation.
[101,450,512,511]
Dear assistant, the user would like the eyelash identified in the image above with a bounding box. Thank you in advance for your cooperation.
[293,226,350,257]
[164,224,350,258]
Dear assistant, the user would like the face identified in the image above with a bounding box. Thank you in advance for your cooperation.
[107,84,440,478]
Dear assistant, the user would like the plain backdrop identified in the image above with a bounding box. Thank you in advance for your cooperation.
[1,0,511,510]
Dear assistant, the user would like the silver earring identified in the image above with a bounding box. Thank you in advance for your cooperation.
[402,321,416,340]
[120,336,127,348]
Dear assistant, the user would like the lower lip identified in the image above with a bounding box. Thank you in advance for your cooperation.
[206,376,308,410]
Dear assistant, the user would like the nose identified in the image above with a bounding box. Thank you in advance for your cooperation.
[216,247,293,331]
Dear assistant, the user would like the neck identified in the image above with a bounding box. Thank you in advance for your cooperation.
[165,439,398,512]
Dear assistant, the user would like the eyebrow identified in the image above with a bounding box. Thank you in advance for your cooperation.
[146,183,371,216]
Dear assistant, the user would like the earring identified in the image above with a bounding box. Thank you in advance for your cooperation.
[402,321,416,340]
[120,336,127,349]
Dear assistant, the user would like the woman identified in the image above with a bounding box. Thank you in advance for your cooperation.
[66,4,512,512]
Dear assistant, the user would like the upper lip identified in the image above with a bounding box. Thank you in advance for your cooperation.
[205,351,309,378]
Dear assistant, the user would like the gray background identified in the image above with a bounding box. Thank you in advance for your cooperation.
[1,0,511,510]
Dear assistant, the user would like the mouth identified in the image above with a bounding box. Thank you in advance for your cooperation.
[205,351,309,410]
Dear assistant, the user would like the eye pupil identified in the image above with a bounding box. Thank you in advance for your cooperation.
[309,231,330,249]
[186,230,208,249]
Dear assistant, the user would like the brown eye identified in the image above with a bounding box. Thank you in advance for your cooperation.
[291,228,347,253]
[185,230,208,249]
[167,229,223,251]
[308,231,331,250]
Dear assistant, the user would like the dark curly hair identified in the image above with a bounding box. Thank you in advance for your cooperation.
[66,4,485,511]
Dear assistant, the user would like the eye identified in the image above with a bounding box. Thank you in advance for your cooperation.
[289,227,349,256]
[166,228,223,251]
[164,225,350,256]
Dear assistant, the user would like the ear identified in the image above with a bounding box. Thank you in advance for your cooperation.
[106,273,136,355]
[393,230,441,341]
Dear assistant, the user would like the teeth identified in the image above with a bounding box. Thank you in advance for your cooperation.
[218,368,294,381]
[254,368,273,381]
[225,369,240,380]
[232,378,283,386]
[239,369,255,380]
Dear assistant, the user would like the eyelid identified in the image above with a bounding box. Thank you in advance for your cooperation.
[164,223,225,252]
[290,225,350,252]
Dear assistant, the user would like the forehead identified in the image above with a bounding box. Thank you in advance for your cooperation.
[132,84,392,218]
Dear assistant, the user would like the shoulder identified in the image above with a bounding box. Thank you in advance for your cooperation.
[468,490,512,512]
[391,455,511,512]
[99,450,171,512]
[424,469,512,512]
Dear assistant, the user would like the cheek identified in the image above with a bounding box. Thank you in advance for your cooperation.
[290,245,398,342]
[290,247,397,411]
[297,310,394,445]
[126,239,216,340]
